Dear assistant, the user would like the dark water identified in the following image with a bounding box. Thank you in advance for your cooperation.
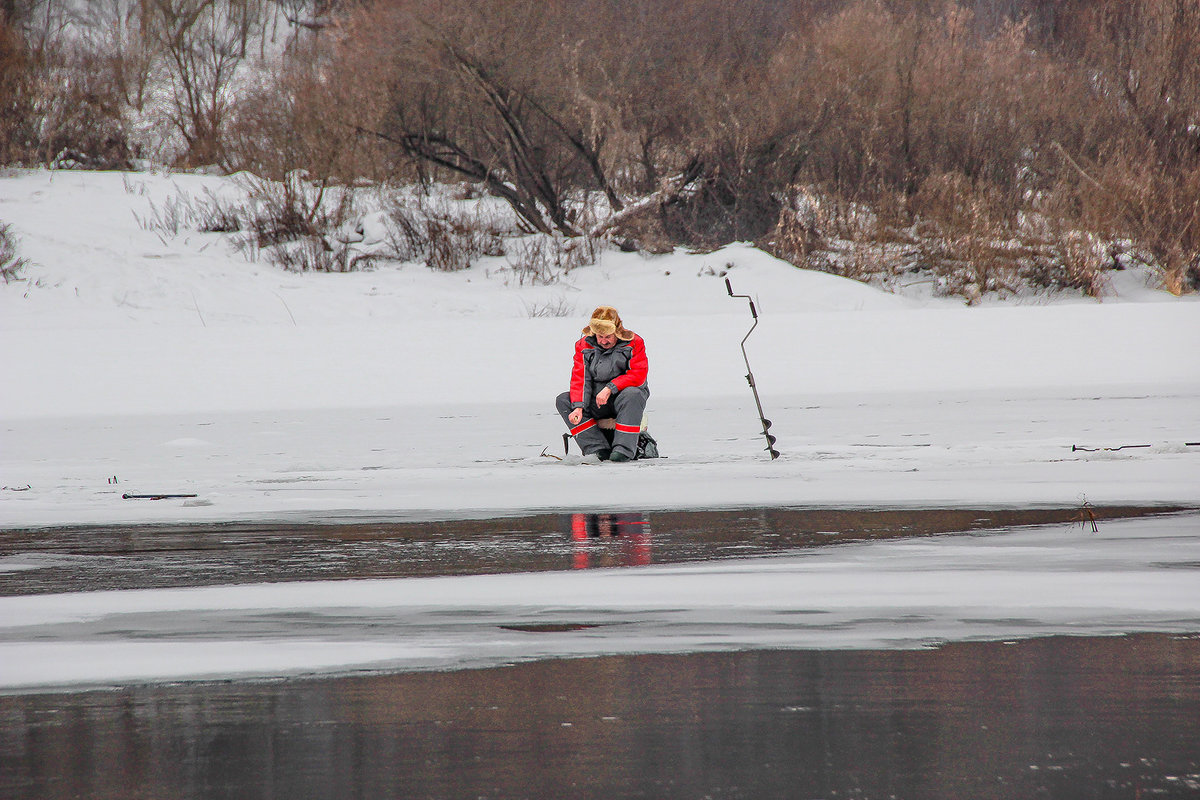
[0,505,1176,595]
[2,634,1198,800]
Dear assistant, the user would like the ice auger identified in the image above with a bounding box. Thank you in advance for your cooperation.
[726,278,780,460]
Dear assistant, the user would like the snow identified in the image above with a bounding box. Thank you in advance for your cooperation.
[1,167,1199,690]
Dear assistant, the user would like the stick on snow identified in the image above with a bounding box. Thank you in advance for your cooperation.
[726,278,780,459]
[122,493,198,500]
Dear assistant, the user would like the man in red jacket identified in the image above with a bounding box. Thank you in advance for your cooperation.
[556,306,649,462]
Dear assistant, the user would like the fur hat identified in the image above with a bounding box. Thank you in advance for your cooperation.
[584,306,634,340]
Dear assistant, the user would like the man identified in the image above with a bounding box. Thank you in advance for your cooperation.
[556,306,649,462]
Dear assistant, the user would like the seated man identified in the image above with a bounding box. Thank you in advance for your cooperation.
[556,306,650,462]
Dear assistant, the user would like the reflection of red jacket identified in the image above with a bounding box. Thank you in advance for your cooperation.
[569,334,649,408]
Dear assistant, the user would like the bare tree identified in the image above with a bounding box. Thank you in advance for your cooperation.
[332,0,777,237]
[144,0,265,167]
[71,0,157,112]
[332,0,606,235]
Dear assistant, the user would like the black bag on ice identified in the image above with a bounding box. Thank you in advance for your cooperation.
[636,431,660,459]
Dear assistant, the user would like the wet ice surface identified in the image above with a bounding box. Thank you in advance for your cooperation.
[2,635,1198,800]
[0,510,1197,691]
[0,505,1177,596]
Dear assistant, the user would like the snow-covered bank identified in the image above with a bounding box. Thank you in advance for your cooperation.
[2,169,1199,527]
[1,512,1196,691]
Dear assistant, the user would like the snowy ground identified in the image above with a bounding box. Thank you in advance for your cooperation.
[3,170,1197,527]
[1,168,1199,690]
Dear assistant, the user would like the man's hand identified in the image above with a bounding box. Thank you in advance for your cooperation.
[568,408,583,426]
[596,386,612,406]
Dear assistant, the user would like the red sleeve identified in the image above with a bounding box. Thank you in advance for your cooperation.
[612,335,648,391]
[569,337,589,405]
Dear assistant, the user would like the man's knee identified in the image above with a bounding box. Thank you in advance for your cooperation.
[614,386,648,410]
[555,392,573,415]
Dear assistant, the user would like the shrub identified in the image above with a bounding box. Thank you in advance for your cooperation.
[0,222,29,283]
[766,178,1118,303]
[194,189,243,234]
[132,184,245,239]
[504,233,598,285]
[265,236,357,273]
[232,172,352,248]
[234,174,364,272]
[381,194,507,272]
[133,192,195,238]
[1065,155,1200,295]
[523,296,576,318]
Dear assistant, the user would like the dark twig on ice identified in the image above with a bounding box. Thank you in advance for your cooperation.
[122,493,198,500]
[726,278,780,460]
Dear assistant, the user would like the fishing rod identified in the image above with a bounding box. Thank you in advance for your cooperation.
[726,278,780,459]
[1072,442,1199,452]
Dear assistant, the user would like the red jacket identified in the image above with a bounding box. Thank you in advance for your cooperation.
[569,333,649,408]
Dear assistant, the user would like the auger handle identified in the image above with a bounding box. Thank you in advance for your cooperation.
[725,278,757,318]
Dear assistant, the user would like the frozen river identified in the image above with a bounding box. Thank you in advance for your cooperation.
[1,507,1198,798]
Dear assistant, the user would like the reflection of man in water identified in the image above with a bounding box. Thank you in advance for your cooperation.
[556,306,649,463]
[569,513,651,569]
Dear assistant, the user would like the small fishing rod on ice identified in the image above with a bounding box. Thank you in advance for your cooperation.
[726,278,780,459]
[1072,441,1199,452]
